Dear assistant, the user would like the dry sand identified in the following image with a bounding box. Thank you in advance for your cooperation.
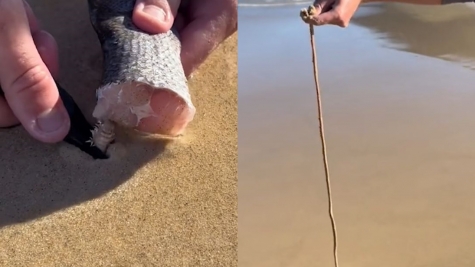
[0,1,237,266]
[240,4,475,267]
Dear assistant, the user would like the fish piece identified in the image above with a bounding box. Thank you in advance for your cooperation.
[88,0,195,152]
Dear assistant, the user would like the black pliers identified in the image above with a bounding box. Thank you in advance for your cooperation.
[0,82,109,159]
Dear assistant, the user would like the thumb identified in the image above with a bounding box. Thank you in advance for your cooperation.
[0,0,69,143]
[133,0,181,34]
[312,0,327,15]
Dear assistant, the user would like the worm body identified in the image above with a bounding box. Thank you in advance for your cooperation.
[87,120,116,153]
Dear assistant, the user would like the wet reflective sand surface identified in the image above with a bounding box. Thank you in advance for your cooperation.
[239,3,475,266]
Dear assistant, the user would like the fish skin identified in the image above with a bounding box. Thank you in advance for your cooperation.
[87,0,194,110]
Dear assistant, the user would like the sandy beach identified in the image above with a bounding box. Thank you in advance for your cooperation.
[0,1,237,266]
[239,3,475,267]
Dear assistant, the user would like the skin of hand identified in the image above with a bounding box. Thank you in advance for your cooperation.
[0,0,69,143]
[307,0,363,27]
[132,0,238,77]
[129,0,238,134]
[308,0,442,27]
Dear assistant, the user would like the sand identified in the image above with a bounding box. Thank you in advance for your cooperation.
[0,1,237,266]
[239,3,475,267]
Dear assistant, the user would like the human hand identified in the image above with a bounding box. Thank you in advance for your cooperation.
[132,0,238,77]
[0,0,70,143]
[305,0,363,27]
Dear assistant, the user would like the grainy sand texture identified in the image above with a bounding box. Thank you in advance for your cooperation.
[0,1,237,266]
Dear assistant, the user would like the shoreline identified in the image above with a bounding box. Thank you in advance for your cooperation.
[239,5,475,267]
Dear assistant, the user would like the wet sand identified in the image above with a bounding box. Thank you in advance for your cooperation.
[0,1,237,266]
[239,4,475,267]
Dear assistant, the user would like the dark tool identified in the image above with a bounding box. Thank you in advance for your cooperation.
[0,83,109,159]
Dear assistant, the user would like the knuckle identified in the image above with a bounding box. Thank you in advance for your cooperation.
[8,64,51,99]
[314,18,323,25]
[332,10,349,27]
[335,16,347,27]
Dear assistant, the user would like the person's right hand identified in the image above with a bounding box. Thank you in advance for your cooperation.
[306,0,363,27]
[132,0,238,78]
[0,0,70,143]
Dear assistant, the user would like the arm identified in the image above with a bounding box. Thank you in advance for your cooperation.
[363,0,475,4]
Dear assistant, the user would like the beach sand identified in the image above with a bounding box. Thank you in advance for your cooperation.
[0,1,237,266]
[239,3,475,267]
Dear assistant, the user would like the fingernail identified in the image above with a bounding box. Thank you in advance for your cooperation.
[142,5,167,21]
[36,108,66,133]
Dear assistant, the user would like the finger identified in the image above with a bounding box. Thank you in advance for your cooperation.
[0,0,69,143]
[133,0,181,34]
[0,0,36,128]
[309,0,345,26]
[22,0,40,32]
[32,31,59,79]
[24,1,59,78]
[308,9,344,26]
[0,96,19,128]
[25,0,60,78]
[312,0,326,15]
[179,4,238,77]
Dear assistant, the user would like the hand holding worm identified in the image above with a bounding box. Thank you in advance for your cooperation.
[303,0,362,28]
[307,0,443,28]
